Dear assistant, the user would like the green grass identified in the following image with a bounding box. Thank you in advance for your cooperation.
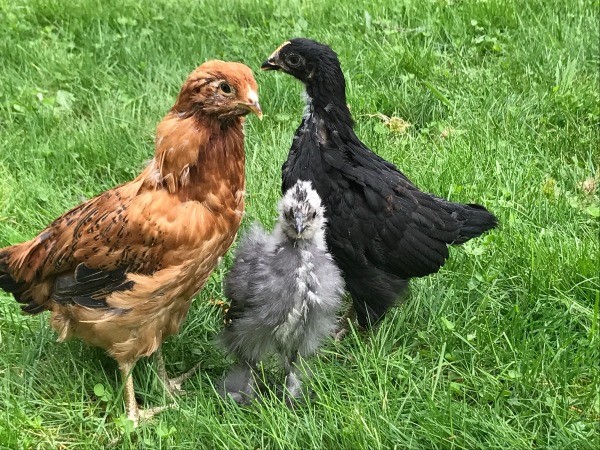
[0,0,598,448]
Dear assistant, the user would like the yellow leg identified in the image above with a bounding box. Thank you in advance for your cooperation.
[333,305,356,341]
[119,360,175,427]
[155,347,201,396]
[119,361,141,426]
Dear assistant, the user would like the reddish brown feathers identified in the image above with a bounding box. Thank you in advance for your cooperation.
[0,60,260,365]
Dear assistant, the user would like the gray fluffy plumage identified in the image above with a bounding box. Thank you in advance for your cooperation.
[220,180,344,403]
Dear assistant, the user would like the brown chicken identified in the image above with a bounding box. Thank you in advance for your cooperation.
[0,60,261,425]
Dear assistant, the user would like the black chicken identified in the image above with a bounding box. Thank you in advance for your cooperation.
[261,38,497,329]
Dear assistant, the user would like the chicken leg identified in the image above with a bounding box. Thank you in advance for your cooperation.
[283,353,303,405]
[155,348,201,396]
[333,305,357,341]
[221,361,257,404]
[119,361,175,427]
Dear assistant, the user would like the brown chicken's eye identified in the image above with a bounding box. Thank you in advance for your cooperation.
[219,82,233,95]
[286,54,302,68]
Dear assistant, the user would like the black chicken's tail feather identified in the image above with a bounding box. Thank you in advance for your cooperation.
[441,202,497,245]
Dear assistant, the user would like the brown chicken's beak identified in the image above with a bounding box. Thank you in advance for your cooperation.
[239,100,263,120]
[261,59,280,71]
[239,88,263,120]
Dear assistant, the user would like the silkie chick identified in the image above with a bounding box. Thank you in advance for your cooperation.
[220,180,344,404]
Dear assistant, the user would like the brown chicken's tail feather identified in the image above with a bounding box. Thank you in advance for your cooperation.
[0,248,32,307]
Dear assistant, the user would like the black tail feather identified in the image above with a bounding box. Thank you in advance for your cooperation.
[0,253,26,299]
[446,203,498,245]
[0,250,37,311]
[0,271,24,296]
[21,302,47,314]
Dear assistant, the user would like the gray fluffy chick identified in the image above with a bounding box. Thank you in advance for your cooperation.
[220,180,344,404]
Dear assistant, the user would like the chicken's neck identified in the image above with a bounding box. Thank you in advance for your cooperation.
[142,113,245,202]
[304,70,354,128]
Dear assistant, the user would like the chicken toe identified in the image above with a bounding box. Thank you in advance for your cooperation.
[155,349,200,396]
[120,361,175,427]
[220,362,256,405]
[333,306,356,341]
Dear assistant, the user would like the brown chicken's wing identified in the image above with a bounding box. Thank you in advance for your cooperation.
[3,178,173,313]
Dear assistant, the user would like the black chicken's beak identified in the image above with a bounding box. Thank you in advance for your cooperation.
[262,41,290,71]
[261,59,280,71]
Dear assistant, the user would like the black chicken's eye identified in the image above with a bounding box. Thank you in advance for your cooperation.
[219,82,233,94]
[286,54,302,68]
[311,211,317,219]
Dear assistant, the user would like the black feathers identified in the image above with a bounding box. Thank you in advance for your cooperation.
[265,38,498,328]
[51,264,134,309]
[0,251,38,312]
[445,202,499,244]
[0,253,27,302]
[0,248,134,313]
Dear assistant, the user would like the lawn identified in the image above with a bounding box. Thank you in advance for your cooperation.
[0,0,598,448]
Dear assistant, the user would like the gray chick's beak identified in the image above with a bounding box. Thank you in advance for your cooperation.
[294,215,305,235]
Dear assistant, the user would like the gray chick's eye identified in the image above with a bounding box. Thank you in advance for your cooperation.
[286,54,302,68]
